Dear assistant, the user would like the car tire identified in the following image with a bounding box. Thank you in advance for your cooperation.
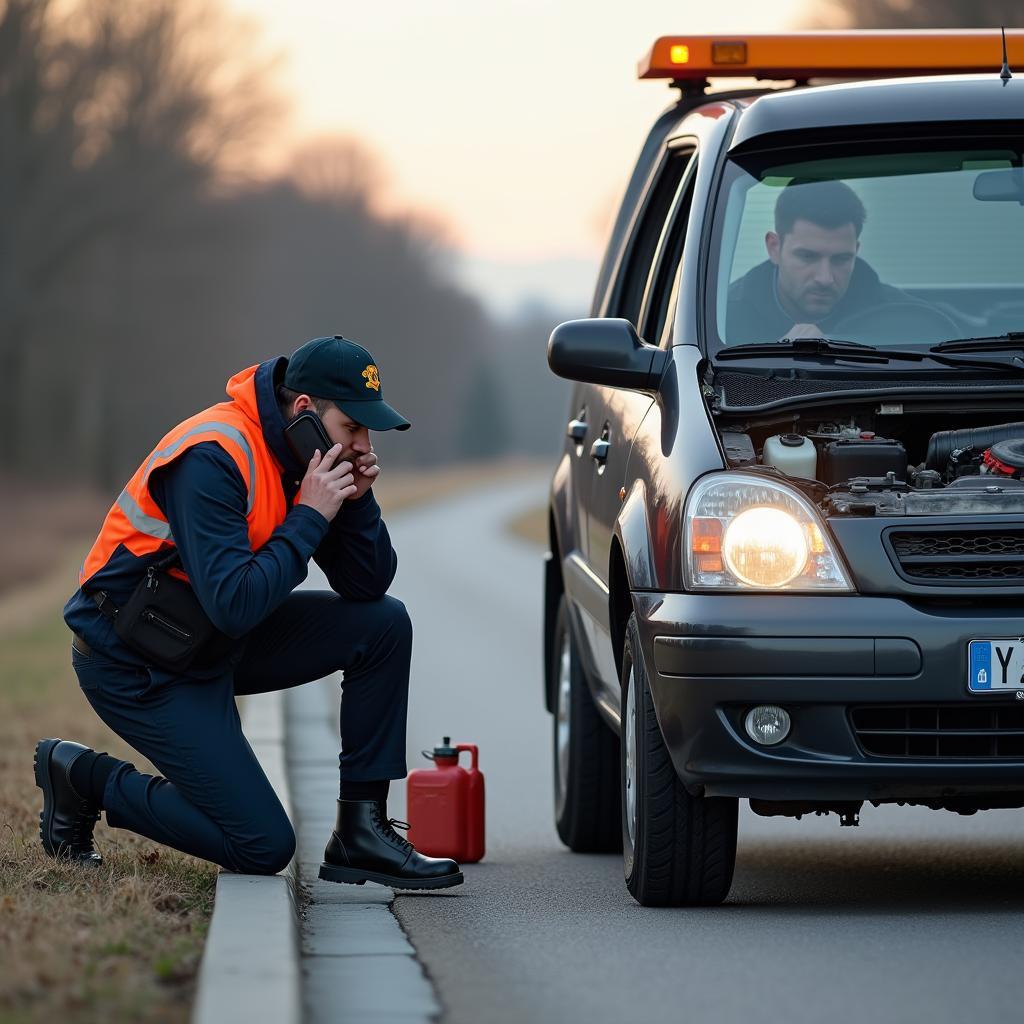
[552,595,621,852]
[621,612,738,906]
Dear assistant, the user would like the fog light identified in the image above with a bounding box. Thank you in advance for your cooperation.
[744,705,791,746]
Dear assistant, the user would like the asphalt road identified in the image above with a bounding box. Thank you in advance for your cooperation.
[385,474,1024,1024]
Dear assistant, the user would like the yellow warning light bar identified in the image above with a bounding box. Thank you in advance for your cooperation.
[639,30,1024,81]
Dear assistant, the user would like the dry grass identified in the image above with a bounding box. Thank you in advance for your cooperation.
[505,503,548,548]
[1,477,109,597]
[0,608,217,1023]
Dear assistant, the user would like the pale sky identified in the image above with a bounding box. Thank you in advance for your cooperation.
[225,0,806,312]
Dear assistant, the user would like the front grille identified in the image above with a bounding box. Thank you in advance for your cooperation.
[851,704,1024,758]
[888,528,1024,584]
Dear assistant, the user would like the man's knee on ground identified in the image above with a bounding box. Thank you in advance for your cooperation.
[228,819,296,875]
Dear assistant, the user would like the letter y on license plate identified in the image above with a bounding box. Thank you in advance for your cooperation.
[968,639,1024,694]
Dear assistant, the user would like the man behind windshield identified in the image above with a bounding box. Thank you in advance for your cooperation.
[726,178,905,344]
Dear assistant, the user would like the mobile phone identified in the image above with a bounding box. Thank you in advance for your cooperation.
[284,412,352,468]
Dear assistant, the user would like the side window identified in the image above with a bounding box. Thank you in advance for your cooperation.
[610,147,695,329]
[639,156,697,345]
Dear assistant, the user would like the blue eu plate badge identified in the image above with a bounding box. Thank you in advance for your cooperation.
[969,641,992,691]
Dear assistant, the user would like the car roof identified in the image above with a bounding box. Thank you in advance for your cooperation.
[721,74,1024,151]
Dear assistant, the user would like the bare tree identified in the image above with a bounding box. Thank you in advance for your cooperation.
[0,0,277,472]
[812,0,1024,29]
[290,137,386,211]
[0,2,508,485]
[217,163,491,469]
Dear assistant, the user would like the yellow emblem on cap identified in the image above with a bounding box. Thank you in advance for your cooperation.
[362,365,380,392]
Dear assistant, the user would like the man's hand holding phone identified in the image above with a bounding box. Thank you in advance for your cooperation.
[297,444,357,522]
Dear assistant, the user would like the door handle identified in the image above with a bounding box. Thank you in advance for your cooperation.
[567,419,587,442]
[590,438,610,463]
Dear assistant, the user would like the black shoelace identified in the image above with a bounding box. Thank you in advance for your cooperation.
[70,801,100,852]
[376,808,414,854]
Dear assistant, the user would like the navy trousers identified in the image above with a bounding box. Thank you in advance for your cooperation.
[71,591,412,874]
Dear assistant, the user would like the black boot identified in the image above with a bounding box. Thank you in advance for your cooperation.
[34,739,102,867]
[319,800,464,890]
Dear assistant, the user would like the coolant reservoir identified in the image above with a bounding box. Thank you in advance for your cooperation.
[762,433,817,478]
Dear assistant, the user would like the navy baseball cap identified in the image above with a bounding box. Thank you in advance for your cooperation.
[284,336,410,431]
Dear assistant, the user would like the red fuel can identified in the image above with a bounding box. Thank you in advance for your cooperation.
[407,737,485,863]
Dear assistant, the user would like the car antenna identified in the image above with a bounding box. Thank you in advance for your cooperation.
[999,26,1013,83]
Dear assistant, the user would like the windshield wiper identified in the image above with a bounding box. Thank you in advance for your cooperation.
[716,337,887,360]
[932,332,1024,353]
[714,336,1023,373]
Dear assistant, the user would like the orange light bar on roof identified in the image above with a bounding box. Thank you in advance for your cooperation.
[639,30,1024,80]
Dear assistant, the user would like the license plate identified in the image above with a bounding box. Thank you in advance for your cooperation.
[968,639,1024,693]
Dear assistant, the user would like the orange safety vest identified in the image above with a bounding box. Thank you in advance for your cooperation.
[80,364,287,587]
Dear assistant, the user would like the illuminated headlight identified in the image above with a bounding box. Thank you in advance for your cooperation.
[684,472,853,591]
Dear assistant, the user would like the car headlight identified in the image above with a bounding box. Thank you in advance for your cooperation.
[684,472,853,592]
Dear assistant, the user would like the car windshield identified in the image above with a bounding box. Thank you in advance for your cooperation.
[708,140,1024,354]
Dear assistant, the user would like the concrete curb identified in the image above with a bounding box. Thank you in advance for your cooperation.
[192,691,302,1024]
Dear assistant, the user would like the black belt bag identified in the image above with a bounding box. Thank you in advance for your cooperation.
[93,550,230,672]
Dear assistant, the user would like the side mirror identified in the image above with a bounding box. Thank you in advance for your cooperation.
[547,318,669,391]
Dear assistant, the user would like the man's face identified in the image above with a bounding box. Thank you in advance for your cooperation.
[320,406,371,458]
[765,219,859,322]
[292,395,371,458]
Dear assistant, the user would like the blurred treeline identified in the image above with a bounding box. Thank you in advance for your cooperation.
[0,0,568,489]
[813,0,1024,28]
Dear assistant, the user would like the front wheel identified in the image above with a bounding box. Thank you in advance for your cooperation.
[621,612,738,906]
[552,595,621,852]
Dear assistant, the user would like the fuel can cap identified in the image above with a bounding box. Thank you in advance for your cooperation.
[432,736,458,758]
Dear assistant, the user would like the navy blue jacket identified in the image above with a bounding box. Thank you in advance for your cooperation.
[64,358,397,670]
[725,257,907,344]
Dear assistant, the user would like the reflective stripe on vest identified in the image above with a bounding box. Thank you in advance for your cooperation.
[143,421,257,515]
[116,488,174,543]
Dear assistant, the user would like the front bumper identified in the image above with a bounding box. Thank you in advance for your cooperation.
[633,592,1024,802]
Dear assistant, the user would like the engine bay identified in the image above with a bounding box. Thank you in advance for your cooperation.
[716,405,1024,517]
